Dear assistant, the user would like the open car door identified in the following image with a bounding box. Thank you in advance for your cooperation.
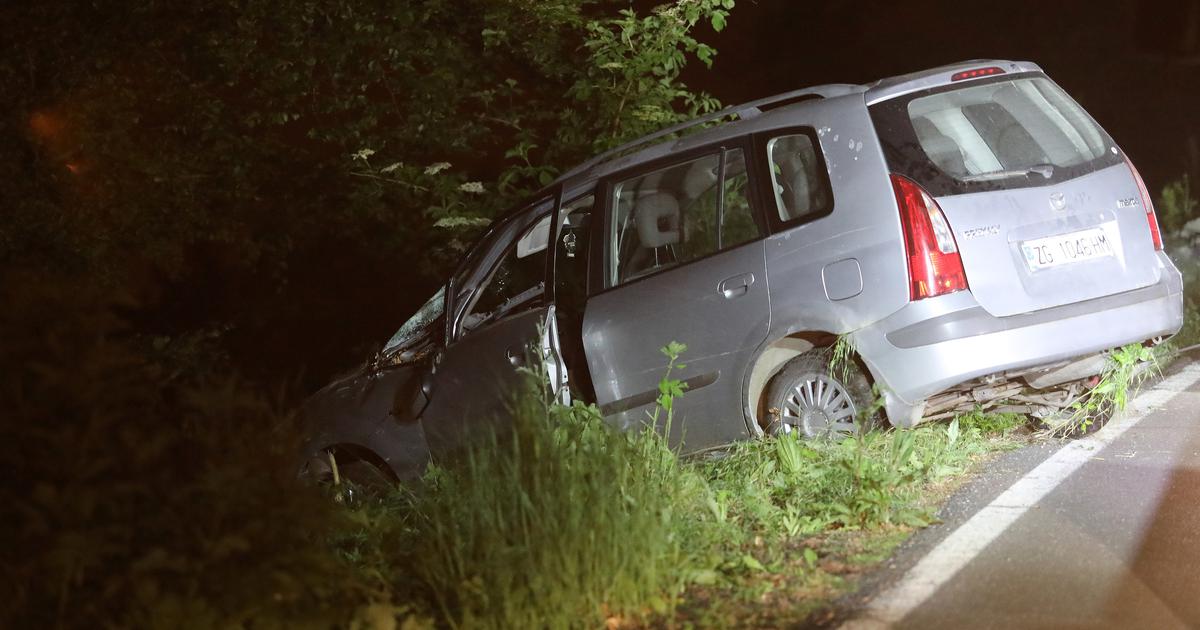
[419,197,569,455]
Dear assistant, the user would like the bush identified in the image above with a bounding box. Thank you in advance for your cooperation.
[0,272,381,628]
[1160,174,1197,237]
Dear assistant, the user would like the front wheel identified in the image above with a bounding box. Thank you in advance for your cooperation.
[763,349,876,439]
[299,449,395,504]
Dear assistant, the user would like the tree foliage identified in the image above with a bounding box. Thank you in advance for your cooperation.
[0,4,735,622]
[0,0,733,385]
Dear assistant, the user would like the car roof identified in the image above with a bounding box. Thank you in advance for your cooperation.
[546,59,1041,196]
[550,83,864,190]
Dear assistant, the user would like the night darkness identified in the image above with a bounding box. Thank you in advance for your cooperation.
[685,0,1200,189]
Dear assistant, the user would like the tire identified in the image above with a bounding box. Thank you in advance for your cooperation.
[763,348,876,439]
[299,449,395,504]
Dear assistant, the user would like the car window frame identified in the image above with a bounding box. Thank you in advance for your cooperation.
[750,126,836,234]
[445,195,556,343]
[594,137,770,294]
[546,188,599,304]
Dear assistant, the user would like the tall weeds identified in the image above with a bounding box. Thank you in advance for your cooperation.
[407,368,707,628]
[1038,343,1158,437]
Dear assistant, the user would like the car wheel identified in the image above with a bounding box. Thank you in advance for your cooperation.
[764,348,876,439]
[300,449,395,504]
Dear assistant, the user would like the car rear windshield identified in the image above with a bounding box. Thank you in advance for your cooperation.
[869,73,1123,196]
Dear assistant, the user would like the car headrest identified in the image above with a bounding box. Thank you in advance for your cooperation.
[634,192,680,249]
[786,163,812,217]
[681,159,718,200]
[921,132,967,176]
[912,116,966,175]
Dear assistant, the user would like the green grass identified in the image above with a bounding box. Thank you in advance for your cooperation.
[957,408,1026,435]
[342,357,1030,629]
[404,380,708,629]
[668,414,1023,627]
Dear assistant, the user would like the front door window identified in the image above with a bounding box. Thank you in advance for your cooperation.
[460,213,552,333]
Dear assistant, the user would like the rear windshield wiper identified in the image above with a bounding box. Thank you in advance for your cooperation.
[960,163,1055,182]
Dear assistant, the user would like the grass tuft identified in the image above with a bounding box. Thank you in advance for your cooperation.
[405,370,708,629]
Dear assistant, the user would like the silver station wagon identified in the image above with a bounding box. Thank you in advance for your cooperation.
[301,60,1183,481]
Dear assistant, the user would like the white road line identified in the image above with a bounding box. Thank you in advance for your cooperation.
[841,361,1200,630]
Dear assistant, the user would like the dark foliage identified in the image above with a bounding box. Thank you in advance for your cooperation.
[0,0,728,392]
[0,272,378,627]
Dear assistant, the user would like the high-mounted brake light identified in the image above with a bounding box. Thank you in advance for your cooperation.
[950,66,1006,81]
[891,174,969,300]
[1123,155,1163,251]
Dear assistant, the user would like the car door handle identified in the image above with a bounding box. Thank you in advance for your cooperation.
[718,272,755,299]
[505,347,525,367]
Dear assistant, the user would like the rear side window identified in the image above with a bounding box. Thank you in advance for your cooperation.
[608,148,760,286]
[870,74,1122,196]
[765,133,832,223]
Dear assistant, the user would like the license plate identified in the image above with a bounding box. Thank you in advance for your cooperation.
[1020,227,1114,271]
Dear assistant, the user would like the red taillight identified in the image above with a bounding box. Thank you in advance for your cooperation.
[1124,155,1163,251]
[950,66,1006,81]
[891,174,969,300]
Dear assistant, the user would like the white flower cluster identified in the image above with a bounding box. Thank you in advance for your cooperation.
[458,181,485,194]
[424,161,452,175]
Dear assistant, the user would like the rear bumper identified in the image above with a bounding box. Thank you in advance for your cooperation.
[854,261,1184,427]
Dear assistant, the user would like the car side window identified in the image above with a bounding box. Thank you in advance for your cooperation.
[460,213,551,332]
[765,133,831,223]
[609,148,759,286]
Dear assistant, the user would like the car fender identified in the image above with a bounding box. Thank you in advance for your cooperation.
[299,363,432,481]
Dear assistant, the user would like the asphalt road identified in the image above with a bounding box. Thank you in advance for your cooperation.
[838,357,1200,629]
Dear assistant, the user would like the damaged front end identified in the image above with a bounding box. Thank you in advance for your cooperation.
[296,306,445,483]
